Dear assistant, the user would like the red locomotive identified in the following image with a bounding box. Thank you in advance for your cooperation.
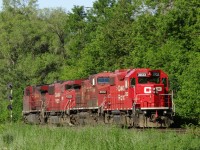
[23,68,175,127]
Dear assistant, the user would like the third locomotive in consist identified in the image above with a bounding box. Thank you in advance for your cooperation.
[22,68,175,127]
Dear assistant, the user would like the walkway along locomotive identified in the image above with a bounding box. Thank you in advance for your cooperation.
[22,68,175,127]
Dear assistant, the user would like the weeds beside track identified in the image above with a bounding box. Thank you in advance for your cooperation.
[0,123,199,150]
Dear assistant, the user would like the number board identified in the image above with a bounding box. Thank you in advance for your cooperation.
[152,72,160,77]
[138,73,147,77]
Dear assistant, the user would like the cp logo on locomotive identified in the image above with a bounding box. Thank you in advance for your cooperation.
[144,87,151,93]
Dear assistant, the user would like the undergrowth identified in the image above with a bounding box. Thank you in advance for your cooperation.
[0,123,199,150]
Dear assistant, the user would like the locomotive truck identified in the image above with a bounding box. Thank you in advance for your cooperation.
[22,68,175,127]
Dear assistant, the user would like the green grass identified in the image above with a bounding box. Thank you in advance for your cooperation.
[0,123,199,150]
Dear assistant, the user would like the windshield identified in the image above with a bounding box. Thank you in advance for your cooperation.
[138,77,160,84]
[97,77,110,84]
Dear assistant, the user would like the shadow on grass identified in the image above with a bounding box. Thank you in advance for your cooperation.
[172,115,199,128]
[3,134,14,145]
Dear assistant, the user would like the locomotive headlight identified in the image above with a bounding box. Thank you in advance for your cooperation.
[163,111,167,115]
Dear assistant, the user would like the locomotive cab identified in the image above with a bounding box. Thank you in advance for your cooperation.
[82,72,114,108]
[126,68,174,127]
[134,70,171,108]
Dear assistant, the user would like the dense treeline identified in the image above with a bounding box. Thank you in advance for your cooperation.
[0,0,199,124]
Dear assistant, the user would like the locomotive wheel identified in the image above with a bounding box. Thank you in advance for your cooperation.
[125,115,133,128]
[23,115,29,124]
[70,115,80,126]
[97,115,104,125]
[67,113,105,126]
[132,113,140,127]
[39,115,45,125]
[83,115,94,126]
[34,114,41,125]
[104,113,114,124]
[164,117,171,128]
[60,115,73,126]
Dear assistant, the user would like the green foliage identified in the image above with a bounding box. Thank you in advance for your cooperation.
[0,0,199,123]
[177,52,200,121]
[0,102,10,122]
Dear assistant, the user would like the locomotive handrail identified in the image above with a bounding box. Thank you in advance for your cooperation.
[44,99,49,109]
[170,90,175,116]
[98,97,106,115]
[99,97,107,108]
[133,93,175,115]
[98,96,108,115]
[64,100,72,114]
[159,91,175,116]
[172,90,175,116]
[64,100,71,110]
[40,100,45,118]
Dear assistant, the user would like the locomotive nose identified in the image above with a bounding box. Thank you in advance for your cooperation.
[137,84,165,108]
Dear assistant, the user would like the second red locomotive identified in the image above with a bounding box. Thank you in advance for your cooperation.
[22,68,175,127]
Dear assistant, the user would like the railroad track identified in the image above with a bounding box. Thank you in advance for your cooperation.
[132,128,187,134]
[155,128,187,133]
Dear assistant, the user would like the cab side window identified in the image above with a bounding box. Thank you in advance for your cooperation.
[73,84,81,90]
[162,78,167,87]
[65,84,72,90]
[130,78,136,87]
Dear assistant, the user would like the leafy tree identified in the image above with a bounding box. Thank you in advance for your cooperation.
[0,0,69,121]
[177,52,200,122]
[0,0,199,123]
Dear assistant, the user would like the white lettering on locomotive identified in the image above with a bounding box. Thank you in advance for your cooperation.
[55,93,61,97]
[152,72,160,76]
[138,73,147,77]
[156,87,162,91]
[55,98,60,103]
[144,87,151,93]
[118,94,125,101]
[117,85,125,91]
